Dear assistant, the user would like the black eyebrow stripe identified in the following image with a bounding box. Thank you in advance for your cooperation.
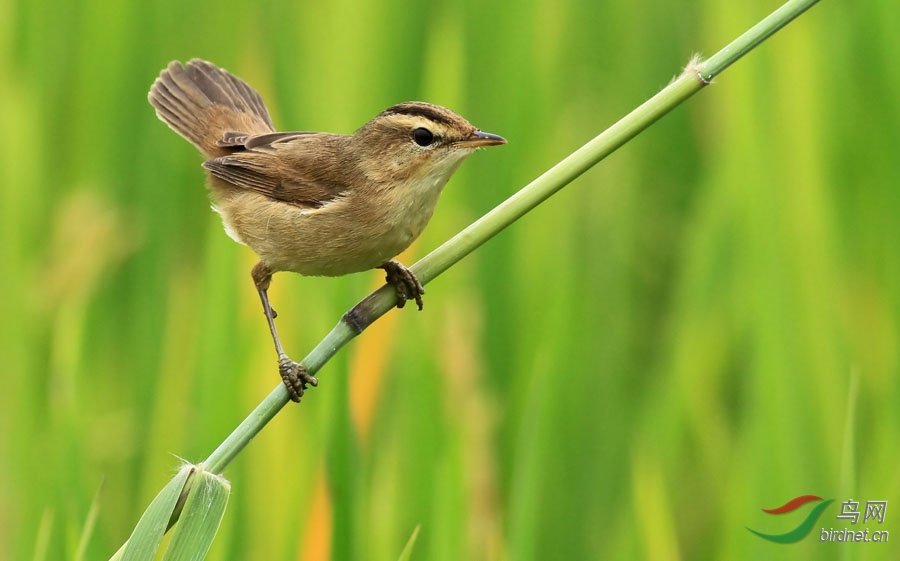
[380,103,458,127]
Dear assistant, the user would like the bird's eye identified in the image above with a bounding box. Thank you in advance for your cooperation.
[413,127,435,147]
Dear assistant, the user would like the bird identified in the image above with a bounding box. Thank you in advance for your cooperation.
[148,59,506,401]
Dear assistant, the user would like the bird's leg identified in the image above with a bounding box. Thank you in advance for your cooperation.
[380,260,425,311]
[252,262,318,402]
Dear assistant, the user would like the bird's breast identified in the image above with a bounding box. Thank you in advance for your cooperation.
[213,153,466,277]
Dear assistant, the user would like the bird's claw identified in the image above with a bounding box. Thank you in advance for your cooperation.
[278,356,318,403]
[382,260,425,310]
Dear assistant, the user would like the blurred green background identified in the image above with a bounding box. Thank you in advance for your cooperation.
[1,0,896,559]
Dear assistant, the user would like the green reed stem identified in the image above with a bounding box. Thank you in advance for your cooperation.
[203,0,820,475]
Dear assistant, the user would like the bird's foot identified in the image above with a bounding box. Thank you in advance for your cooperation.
[279,355,318,403]
[381,260,425,310]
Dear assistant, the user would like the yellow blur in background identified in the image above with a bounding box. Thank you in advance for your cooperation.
[0,1,895,560]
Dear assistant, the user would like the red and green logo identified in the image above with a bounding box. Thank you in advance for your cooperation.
[747,495,834,543]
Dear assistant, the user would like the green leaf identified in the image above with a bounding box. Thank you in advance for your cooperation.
[396,525,421,561]
[161,468,231,561]
[75,479,104,561]
[117,464,194,561]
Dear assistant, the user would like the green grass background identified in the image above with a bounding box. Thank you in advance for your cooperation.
[1,0,896,559]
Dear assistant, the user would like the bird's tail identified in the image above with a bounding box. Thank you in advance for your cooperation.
[148,59,275,158]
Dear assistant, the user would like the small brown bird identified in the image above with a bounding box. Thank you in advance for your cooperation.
[148,59,505,401]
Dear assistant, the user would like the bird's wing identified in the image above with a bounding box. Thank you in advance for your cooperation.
[203,132,349,208]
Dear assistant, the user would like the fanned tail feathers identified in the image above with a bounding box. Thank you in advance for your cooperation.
[148,59,275,158]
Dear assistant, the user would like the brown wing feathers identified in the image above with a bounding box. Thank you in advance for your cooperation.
[150,59,347,209]
[203,143,346,209]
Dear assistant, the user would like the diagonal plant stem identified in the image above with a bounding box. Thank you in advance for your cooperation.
[203,0,820,475]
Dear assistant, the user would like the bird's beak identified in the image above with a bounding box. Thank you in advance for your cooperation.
[455,130,507,148]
